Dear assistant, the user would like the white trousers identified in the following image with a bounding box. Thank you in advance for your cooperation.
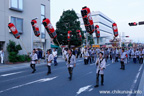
[1,56,3,63]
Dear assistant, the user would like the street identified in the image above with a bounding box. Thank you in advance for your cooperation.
[0,58,143,96]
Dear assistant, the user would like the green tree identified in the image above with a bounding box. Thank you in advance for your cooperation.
[53,10,85,48]
[88,34,94,45]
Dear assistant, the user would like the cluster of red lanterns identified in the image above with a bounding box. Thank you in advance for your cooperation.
[8,6,119,49]
[81,6,119,38]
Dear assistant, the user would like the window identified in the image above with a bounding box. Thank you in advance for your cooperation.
[11,17,23,33]
[10,0,23,11]
[41,4,46,39]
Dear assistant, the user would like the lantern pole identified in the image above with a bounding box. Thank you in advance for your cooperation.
[19,38,28,54]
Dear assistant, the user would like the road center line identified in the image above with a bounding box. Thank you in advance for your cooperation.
[0,71,23,77]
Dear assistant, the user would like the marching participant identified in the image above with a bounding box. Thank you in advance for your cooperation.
[139,49,143,64]
[66,49,76,80]
[120,49,126,70]
[29,49,38,73]
[53,48,58,66]
[84,49,89,65]
[94,52,106,88]
[112,48,116,63]
[142,48,144,64]
[115,48,119,62]
[46,49,54,75]
[136,49,140,62]
[104,48,109,63]
[131,49,137,64]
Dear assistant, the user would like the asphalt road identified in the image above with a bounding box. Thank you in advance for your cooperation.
[0,58,143,96]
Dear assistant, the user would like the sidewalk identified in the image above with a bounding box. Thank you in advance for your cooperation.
[0,57,64,73]
[136,68,144,96]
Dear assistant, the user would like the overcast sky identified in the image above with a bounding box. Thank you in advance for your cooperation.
[51,0,144,43]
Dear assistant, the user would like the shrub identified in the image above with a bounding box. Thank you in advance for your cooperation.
[8,52,18,62]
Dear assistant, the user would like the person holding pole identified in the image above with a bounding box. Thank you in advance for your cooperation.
[46,49,54,75]
[66,49,76,81]
[94,52,106,88]
[29,49,38,73]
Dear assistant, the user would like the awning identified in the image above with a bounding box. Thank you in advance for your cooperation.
[51,44,59,48]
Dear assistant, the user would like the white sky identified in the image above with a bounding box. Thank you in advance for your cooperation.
[51,0,144,43]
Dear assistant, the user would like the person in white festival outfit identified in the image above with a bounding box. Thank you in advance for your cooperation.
[0,48,4,64]
[29,49,38,73]
[46,49,54,75]
[66,49,76,80]
[94,52,106,88]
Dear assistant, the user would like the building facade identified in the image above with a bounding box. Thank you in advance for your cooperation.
[78,11,115,45]
[0,0,51,60]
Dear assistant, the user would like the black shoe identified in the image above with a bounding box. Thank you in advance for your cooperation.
[94,85,99,88]
[69,77,72,80]
[47,72,51,75]
[101,83,104,86]
[32,71,35,73]
[120,68,122,69]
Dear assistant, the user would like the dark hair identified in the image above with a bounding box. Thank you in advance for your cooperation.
[99,52,103,55]
[122,48,125,51]
[33,49,36,53]
[47,49,52,54]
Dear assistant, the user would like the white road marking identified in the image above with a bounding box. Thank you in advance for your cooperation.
[127,64,143,96]
[86,71,92,75]
[78,60,83,61]
[0,71,23,77]
[88,88,93,92]
[76,85,92,96]
[106,64,110,66]
[0,76,58,94]
[138,65,143,72]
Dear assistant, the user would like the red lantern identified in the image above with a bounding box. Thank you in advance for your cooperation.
[42,18,57,39]
[8,23,20,39]
[76,30,82,41]
[81,6,94,34]
[67,31,72,42]
[112,23,118,37]
[95,25,100,38]
[31,19,40,37]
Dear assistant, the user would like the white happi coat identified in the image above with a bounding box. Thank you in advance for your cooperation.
[96,58,106,74]
[47,54,54,66]
[84,51,89,59]
[66,54,76,68]
[131,50,136,58]
[30,53,38,64]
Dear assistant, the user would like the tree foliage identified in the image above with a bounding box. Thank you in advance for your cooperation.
[53,10,85,47]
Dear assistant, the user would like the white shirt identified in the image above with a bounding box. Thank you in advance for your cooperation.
[30,53,38,64]
[96,58,106,74]
[53,51,57,57]
[84,51,89,59]
[66,54,76,68]
[0,51,4,57]
[121,52,126,62]
[47,54,54,66]
[142,49,144,55]
[131,51,136,58]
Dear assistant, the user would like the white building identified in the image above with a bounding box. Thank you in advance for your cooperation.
[78,11,115,45]
[0,0,51,61]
